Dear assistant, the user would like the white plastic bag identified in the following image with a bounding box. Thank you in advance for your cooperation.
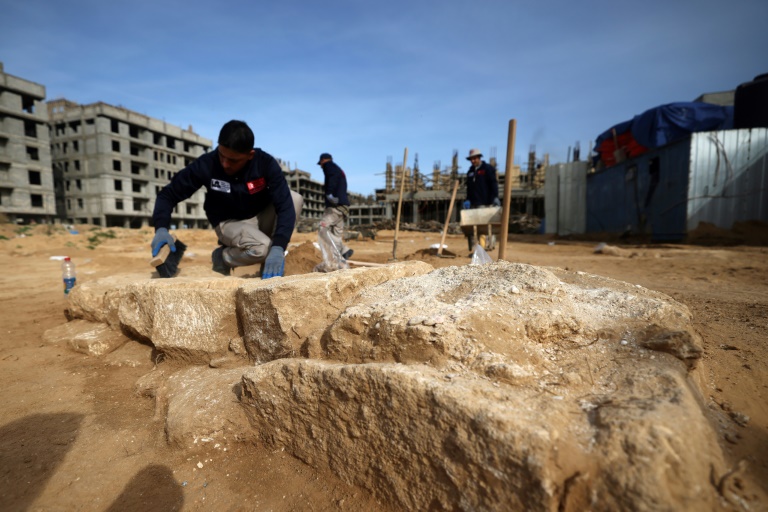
[313,226,350,273]
[470,244,493,265]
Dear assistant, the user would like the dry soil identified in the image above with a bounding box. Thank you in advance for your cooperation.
[0,223,766,511]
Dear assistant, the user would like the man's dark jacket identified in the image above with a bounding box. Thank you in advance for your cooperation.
[466,161,499,207]
[152,148,296,250]
[321,160,350,207]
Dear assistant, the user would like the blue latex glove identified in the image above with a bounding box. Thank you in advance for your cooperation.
[262,246,285,279]
[492,197,501,207]
[151,227,176,257]
[463,200,471,209]
[327,194,339,205]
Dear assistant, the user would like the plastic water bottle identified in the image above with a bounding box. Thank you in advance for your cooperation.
[62,257,76,295]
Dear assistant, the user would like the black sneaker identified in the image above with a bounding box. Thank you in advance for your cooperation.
[342,249,354,260]
[212,246,231,276]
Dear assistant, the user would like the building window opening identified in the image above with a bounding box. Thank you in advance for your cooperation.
[114,179,122,191]
[112,140,120,152]
[111,119,119,133]
[115,199,124,210]
[77,198,83,209]
[24,120,37,138]
[26,146,39,161]
[113,160,121,171]
[28,170,41,185]
[31,194,43,207]
[21,95,35,114]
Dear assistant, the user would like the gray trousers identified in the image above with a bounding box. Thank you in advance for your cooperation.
[215,190,303,267]
[320,206,350,256]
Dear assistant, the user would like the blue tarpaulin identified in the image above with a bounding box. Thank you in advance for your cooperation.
[594,102,734,166]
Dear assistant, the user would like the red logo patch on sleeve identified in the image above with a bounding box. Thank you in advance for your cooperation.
[246,178,266,194]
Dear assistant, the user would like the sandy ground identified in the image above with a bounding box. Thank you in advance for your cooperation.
[0,222,766,511]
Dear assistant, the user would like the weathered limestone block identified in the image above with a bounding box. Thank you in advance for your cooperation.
[325,262,702,377]
[240,359,726,512]
[66,274,147,328]
[116,278,243,363]
[237,261,433,362]
[43,319,129,356]
[154,366,253,450]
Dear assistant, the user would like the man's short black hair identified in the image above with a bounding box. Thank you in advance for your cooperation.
[218,120,254,153]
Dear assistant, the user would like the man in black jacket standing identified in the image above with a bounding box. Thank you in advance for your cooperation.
[463,148,500,251]
[151,120,303,278]
[318,153,353,260]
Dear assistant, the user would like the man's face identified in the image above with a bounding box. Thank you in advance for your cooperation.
[218,145,254,175]
[470,156,481,166]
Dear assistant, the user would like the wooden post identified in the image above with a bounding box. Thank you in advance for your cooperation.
[438,180,459,255]
[392,147,408,260]
[498,119,516,261]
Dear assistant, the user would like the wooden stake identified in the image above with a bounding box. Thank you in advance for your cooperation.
[392,147,408,260]
[438,180,459,256]
[498,119,516,261]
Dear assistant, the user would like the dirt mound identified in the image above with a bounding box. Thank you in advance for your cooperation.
[285,240,322,275]
[404,247,461,263]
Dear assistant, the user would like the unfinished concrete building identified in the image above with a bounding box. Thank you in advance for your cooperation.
[47,99,212,228]
[283,168,324,219]
[0,63,56,223]
[376,149,545,225]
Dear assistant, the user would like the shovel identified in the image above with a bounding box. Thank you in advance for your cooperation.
[435,180,459,258]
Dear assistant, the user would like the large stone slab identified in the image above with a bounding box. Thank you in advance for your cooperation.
[148,366,253,450]
[61,263,433,364]
[240,359,725,511]
[116,278,243,363]
[43,319,129,356]
[325,262,702,378]
[237,261,434,362]
[66,274,148,328]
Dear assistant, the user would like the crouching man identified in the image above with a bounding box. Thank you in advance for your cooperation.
[151,120,303,278]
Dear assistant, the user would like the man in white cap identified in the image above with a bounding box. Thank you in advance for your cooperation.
[462,148,500,251]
